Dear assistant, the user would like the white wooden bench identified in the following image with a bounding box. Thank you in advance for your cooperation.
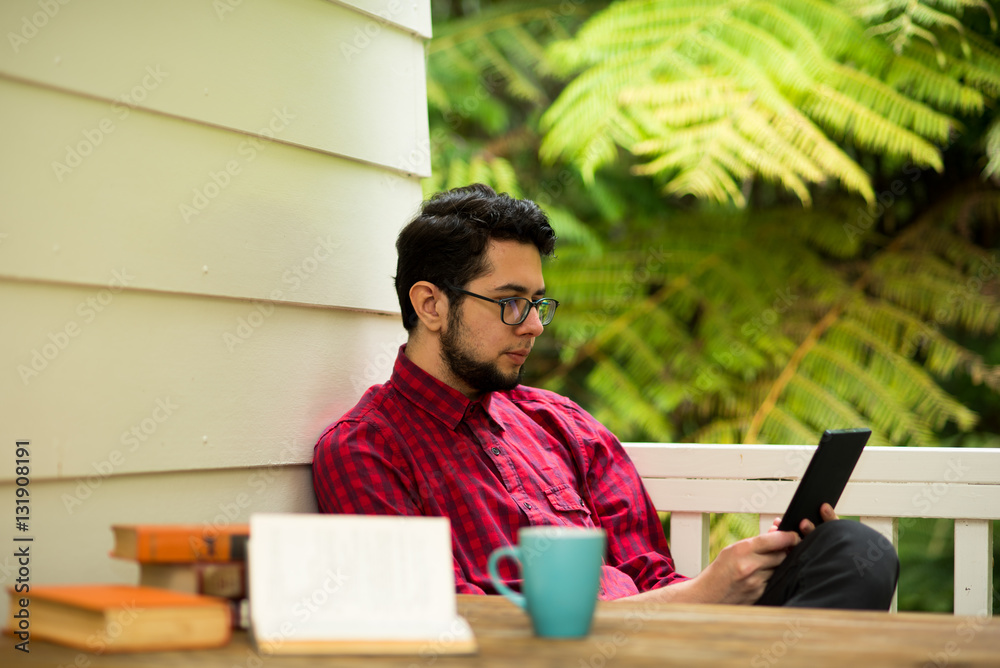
[624,443,999,616]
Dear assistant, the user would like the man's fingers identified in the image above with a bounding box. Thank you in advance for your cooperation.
[754,530,800,553]
[800,504,840,535]
[756,551,787,571]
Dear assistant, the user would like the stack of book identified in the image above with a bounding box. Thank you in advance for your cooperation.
[6,523,249,653]
[111,523,250,631]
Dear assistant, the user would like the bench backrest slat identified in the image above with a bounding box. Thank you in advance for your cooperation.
[623,443,999,617]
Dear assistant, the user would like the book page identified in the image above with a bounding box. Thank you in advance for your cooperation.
[249,514,469,645]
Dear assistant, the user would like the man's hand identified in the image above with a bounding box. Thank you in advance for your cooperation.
[685,530,801,605]
[619,503,840,606]
[767,503,839,536]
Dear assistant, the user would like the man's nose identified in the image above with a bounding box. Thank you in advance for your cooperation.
[516,304,545,336]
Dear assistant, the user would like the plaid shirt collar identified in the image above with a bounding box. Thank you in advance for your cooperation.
[391,345,504,433]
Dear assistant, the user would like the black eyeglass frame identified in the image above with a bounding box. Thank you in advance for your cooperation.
[444,283,559,326]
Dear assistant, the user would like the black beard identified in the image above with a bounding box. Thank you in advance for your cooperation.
[440,309,523,394]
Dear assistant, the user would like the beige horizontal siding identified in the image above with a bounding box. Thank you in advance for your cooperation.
[3,282,406,481]
[1,0,429,602]
[0,77,414,313]
[0,0,431,175]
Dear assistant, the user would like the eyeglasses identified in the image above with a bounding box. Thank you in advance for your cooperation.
[445,283,559,326]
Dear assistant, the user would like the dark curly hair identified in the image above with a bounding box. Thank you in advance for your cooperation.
[394,184,557,331]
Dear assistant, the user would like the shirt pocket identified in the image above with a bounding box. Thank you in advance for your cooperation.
[543,484,593,525]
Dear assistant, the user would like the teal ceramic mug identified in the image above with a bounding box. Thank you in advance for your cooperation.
[487,526,606,638]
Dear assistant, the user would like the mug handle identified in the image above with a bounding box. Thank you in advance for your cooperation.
[487,546,525,609]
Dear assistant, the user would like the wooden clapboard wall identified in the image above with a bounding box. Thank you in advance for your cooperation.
[0,0,429,609]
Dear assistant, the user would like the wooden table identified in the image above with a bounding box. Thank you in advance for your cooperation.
[4,595,999,666]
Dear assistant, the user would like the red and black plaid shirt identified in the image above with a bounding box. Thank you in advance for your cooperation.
[312,346,686,599]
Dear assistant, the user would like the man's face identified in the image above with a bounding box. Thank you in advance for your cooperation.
[439,240,547,397]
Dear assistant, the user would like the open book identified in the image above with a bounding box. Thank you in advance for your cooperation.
[248,513,477,655]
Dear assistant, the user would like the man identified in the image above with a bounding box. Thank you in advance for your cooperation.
[313,184,898,609]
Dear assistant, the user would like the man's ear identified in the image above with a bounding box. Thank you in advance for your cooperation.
[409,281,449,333]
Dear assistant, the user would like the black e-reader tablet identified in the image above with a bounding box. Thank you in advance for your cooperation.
[777,428,871,537]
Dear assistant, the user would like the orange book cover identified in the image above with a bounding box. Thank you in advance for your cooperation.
[111,524,249,563]
[7,584,232,652]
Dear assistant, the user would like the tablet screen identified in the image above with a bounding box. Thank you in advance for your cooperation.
[777,428,871,536]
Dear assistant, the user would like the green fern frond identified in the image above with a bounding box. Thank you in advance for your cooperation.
[851,3,1000,102]
[497,24,552,76]
[801,84,945,171]
[822,63,955,142]
[540,0,987,207]
[985,117,1000,179]
[686,418,746,444]
[912,224,1000,277]
[542,206,605,255]
[847,297,996,383]
[959,30,1000,94]
[424,154,524,200]
[425,0,598,196]
[782,374,893,446]
[800,210,869,258]
[801,344,937,445]
[870,252,1000,330]
[826,317,978,430]
[631,105,827,204]
[587,351,677,439]
[540,63,646,180]
[663,158,750,206]
[541,0,1000,208]
[758,405,822,445]
[619,77,740,106]
[606,326,667,383]
[885,53,985,113]
[838,0,998,60]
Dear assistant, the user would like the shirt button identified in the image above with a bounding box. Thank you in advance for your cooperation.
[524,502,532,510]
[491,447,501,456]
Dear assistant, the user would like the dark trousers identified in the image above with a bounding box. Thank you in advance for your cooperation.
[754,520,899,610]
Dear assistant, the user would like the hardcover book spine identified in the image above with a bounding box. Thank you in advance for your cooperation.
[140,531,248,562]
[139,562,247,598]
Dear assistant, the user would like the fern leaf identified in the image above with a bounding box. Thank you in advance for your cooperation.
[782,374,893,446]
[802,344,937,445]
[541,0,979,206]
[985,117,1000,179]
[758,405,822,445]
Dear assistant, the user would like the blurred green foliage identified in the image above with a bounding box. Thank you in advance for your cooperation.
[427,0,1000,612]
